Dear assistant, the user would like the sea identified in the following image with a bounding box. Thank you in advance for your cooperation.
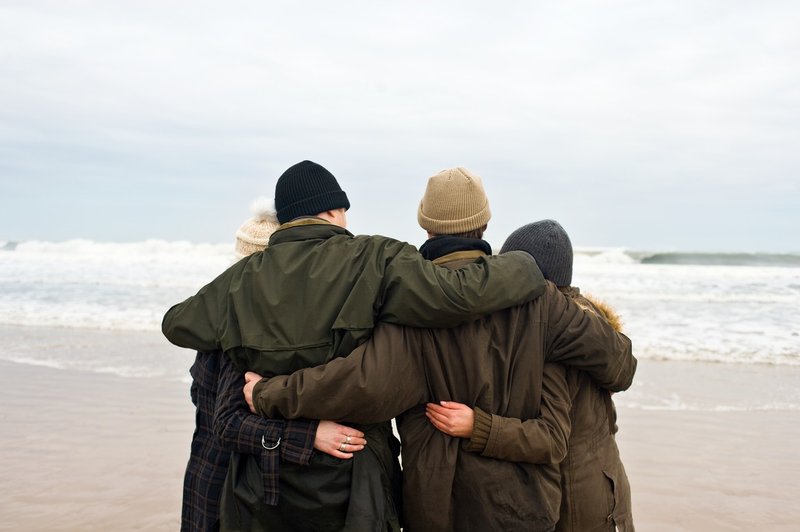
[1,239,799,411]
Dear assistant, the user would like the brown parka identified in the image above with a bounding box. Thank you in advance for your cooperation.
[465,288,634,531]
[253,248,636,532]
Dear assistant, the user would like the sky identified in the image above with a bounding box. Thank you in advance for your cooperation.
[1,1,798,252]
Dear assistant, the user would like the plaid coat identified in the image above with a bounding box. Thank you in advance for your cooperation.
[181,351,317,531]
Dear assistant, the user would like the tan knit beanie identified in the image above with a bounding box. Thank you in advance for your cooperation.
[234,197,280,259]
[417,167,491,234]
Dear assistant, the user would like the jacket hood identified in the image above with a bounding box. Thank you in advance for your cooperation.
[583,294,623,332]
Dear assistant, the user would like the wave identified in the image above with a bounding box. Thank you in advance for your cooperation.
[1,239,232,257]
[575,248,800,267]
[3,240,798,268]
[639,252,800,267]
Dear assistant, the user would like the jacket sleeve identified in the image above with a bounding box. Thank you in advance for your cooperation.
[464,363,572,464]
[543,284,636,392]
[213,352,317,465]
[253,323,428,423]
[161,259,246,352]
[378,248,546,328]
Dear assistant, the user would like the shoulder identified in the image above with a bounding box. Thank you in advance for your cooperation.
[576,294,623,332]
[350,234,419,257]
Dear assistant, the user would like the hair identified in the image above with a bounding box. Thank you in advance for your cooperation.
[430,224,487,240]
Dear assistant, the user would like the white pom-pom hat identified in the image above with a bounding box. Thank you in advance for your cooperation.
[234,197,280,259]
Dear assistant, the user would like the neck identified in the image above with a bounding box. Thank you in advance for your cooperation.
[419,235,492,261]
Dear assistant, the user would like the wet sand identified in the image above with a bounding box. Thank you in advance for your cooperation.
[1,357,799,531]
[0,359,194,531]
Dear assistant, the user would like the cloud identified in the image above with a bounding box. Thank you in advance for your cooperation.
[1,1,798,251]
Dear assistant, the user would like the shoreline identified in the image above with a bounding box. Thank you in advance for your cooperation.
[1,357,799,531]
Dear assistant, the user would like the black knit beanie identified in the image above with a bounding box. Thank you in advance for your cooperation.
[274,161,351,224]
[500,219,573,287]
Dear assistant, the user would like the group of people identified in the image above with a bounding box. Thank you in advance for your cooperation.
[163,161,636,531]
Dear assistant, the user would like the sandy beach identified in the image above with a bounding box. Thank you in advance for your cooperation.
[1,330,799,531]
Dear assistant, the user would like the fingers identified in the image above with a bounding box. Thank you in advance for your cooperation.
[314,421,368,459]
[342,434,367,446]
[244,371,263,383]
[319,442,366,460]
[433,400,467,411]
[426,410,454,435]
[425,404,453,424]
[426,403,450,416]
[426,402,474,437]
[425,408,453,432]
[243,380,257,413]
[339,443,366,453]
[328,422,365,439]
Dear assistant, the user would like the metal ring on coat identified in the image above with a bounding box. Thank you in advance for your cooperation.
[262,436,281,450]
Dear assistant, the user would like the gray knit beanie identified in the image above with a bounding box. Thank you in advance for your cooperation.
[500,220,573,287]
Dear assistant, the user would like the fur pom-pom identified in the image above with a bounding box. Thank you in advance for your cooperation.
[250,196,278,223]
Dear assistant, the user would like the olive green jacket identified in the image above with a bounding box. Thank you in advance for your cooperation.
[162,219,544,375]
[252,251,636,532]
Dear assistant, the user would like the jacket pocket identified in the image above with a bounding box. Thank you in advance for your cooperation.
[602,467,634,532]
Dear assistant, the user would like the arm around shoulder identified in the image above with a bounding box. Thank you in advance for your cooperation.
[380,247,546,327]
[254,323,428,423]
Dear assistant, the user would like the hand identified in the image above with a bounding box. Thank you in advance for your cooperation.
[314,421,367,459]
[243,371,263,414]
[426,401,474,438]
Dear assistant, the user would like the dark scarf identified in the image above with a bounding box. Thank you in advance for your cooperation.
[419,235,492,262]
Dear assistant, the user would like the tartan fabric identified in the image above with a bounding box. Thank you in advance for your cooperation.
[182,352,227,532]
[214,353,318,505]
[181,352,318,531]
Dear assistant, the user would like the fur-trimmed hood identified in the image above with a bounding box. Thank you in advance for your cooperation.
[584,294,623,332]
[561,286,623,332]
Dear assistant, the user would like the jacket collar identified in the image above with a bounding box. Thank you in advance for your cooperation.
[269,218,353,245]
[558,286,581,297]
[419,235,492,264]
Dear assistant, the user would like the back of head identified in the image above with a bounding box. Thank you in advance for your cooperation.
[235,197,281,259]
[501,219,573,287]
[417,167,491,236]
[274,160,350,224]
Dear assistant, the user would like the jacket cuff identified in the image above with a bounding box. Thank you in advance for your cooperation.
[280,419,319,465]
[465,407,492,453]
[252,379,268,416]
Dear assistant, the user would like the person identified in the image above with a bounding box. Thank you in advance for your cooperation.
[245,168,637,532]
[162,161,547,531]
[426,219,634,531]
[180,199,366,532]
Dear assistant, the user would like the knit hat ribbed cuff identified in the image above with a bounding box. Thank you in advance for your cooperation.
[276,190,350,225]
[418,204,491,234]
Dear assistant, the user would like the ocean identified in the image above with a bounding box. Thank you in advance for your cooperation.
[1,239,799,410]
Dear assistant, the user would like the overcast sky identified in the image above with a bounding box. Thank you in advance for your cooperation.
[1,1,798,252]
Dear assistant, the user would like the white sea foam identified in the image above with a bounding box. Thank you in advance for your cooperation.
[1,239,799,371]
